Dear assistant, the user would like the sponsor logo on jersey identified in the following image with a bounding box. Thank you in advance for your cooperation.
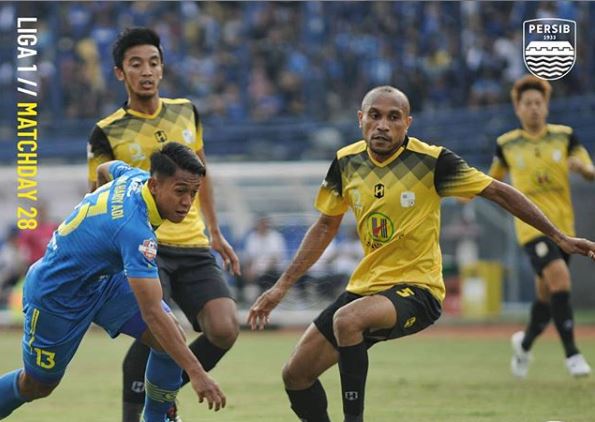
[182,128,194,143]
[374,183,385,198]
[138,239,157,260]
[368,212,395,243]
[523,18,576,81]
[532,169,552,186]
[400,191,415,208]
[154,130,168,143]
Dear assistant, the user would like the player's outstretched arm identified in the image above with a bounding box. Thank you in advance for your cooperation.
[129,276,226,411]
[479,180,595,259]
[247,212,343,330]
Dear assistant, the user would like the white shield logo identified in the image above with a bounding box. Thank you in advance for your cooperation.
[523,18,576,81]
[400,191,415,208]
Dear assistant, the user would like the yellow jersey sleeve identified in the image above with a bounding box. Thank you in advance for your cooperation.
[488,143,508,181]
[435,148,493,198]
[315,158,349,216]
[568,133,593,167]
[192,104,204,152]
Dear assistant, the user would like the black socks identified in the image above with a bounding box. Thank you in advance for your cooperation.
[338,342,368,419]
[551,291,579,357]
[180,335,229,386]
[286,379,331,422]
[521,300,551,351]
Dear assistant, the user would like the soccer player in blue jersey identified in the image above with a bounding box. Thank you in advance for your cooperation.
[0,142,226,421]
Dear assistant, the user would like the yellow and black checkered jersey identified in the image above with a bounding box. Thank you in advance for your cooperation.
[87,98,208,247]
[488,124,593,246]
[316,136,493,302]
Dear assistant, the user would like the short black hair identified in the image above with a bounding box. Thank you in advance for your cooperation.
[150,142,206,178]
[112,27,163,69]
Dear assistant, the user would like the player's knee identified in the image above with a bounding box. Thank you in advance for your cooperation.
[19,373,59,401]
[547,276,571,293]
[282,361,301,389]
[207,317,240,349]
[332,308,360,340]
[202,311,240,349]
[282,359,317,389]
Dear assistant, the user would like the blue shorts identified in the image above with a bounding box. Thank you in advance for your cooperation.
[21,272,169,384]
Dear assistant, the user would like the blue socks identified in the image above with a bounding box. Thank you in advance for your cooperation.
[141,350,182,422]
[0,369,26,419]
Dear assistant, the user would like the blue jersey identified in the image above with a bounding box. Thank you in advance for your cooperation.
[25,161,163,315]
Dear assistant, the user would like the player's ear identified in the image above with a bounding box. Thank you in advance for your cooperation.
[114,66,124,81]
[357,110,363,128]
[148,177,158,195]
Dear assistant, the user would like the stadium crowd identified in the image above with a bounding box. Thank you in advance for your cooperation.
[2,1,594,124]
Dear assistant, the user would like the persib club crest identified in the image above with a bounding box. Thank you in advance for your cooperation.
[139,239,157,260]
[523,18,576,81]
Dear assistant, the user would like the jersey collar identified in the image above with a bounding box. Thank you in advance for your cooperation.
[520,125,548,141]
[367,135,410,167]
[141,182,164,227]
[124,99,163,119]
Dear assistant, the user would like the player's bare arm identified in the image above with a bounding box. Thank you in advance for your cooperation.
[96,161,119,188]
[480,180,595,259]
[568,156,595,181]
[128,276,226,411]
[247,213,343,330]
[195,148,241,275]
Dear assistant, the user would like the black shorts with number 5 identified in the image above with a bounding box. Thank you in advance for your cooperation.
[314,284,442,349]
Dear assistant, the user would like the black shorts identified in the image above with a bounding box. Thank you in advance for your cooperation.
[314,284,442,349]
[157,245,233,331]
[523,236,570,276]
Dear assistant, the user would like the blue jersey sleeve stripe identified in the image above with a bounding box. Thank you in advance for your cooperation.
[125,271,160,279]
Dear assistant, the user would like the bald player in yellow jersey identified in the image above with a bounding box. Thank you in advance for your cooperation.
[488,75,594,380]
[87,28,240,422]
[247,85,595,422]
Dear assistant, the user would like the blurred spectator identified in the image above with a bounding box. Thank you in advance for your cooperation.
[1,1,590,124]
[332,226,363,274]
[302,239,339,301]
[238,215,287,303]
[442,204,481,270]
[305,226,363,301]
[0,226,27,308]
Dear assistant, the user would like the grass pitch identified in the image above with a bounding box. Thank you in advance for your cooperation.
[1,325,593,421]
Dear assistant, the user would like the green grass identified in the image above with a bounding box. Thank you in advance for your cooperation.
[1,327,594,421]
